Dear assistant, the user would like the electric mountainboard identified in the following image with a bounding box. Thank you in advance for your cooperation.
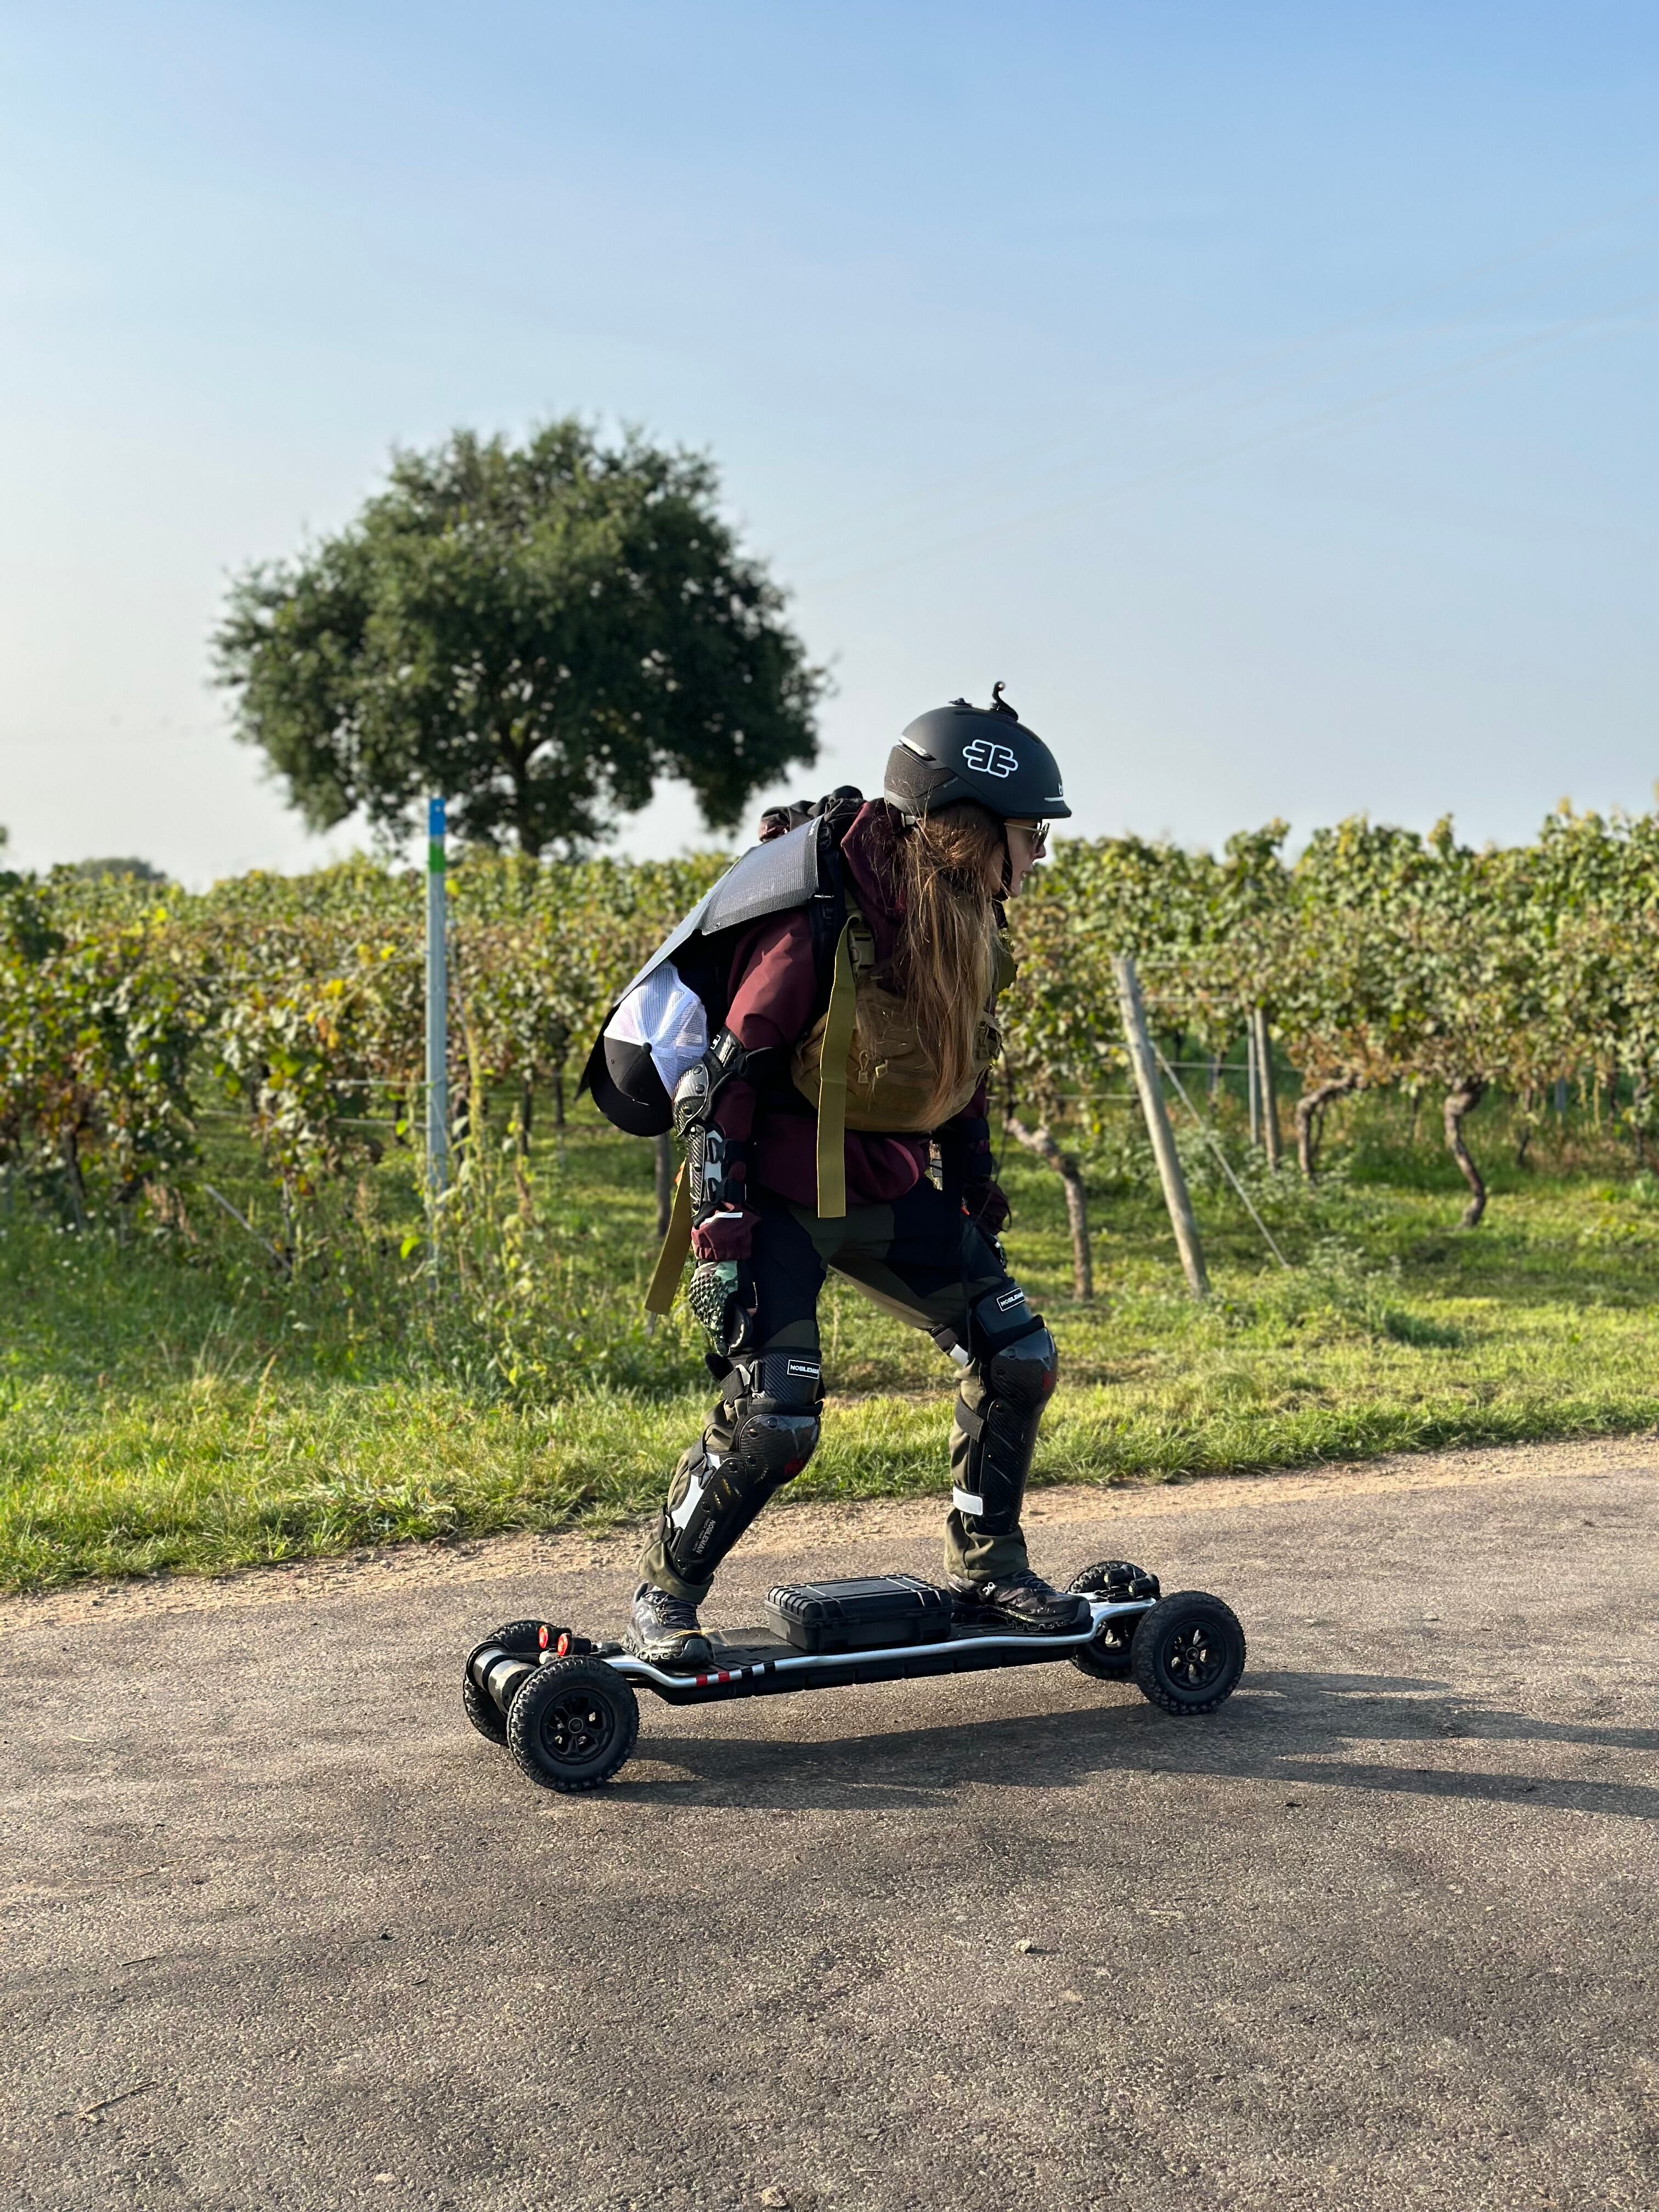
[462,1561,1246,1792]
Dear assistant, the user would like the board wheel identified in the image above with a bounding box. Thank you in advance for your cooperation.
[1069,1615,1135,1681]
[506,1656,640,1792]
[461,1621,567,1744]
[462,1674,509,1743]
[1069,1558,1160,1600]
[1068,1560,1156,1680]
[1130,1592,1246,1716]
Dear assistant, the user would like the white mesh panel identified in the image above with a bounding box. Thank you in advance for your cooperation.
[607,963,709,1098]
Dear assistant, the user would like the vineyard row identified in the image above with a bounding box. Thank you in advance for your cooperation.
[5,803,1658,1243]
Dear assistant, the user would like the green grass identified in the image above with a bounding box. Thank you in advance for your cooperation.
[6,1092,1659,1592]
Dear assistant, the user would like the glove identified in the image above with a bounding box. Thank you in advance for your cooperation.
[687,1258,758,1358]
[963,1179,1011,1237]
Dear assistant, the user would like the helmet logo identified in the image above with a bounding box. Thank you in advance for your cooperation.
[962,739,1019,778]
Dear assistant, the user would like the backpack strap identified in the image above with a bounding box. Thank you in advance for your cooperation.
[814,909,874,1218]
[642,1028,767,1314]
[644,1163,694,1316]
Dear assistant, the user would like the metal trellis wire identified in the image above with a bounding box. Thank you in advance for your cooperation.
[1150,1043,1291,1270]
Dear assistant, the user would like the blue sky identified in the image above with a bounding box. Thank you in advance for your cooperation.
[2,1,1655,880]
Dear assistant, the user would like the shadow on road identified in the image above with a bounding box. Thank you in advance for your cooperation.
[613,1668,1659,1822]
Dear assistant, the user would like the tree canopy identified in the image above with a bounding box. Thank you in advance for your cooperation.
[71,856,167,883]
[214,421,826,857]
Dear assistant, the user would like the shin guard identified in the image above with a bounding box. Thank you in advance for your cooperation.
[950,1283,1058,1537]
[658,1350,823,1591]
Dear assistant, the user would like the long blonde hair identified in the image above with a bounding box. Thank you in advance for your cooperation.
[878,802,1006,1123]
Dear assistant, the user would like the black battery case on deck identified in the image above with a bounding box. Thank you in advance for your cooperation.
[764,1574,955,1655]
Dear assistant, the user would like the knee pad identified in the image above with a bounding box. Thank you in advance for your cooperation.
[725,1350,823,1477]
[985,1324,1059,1408]
[967,1280,1041,1358]
[966,1279,1059,1406]
[730,1405,822,1480]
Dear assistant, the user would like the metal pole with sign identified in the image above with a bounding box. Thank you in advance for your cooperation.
[425,797,449,1204]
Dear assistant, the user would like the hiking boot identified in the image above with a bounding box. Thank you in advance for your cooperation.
[625,1582,713,1668]
[950,1568,1091,1634]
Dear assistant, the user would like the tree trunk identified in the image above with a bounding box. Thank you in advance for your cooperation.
[60,1129,89,1233]
[1005,1116,1092,1299]
[517,1079,534,1158]
[551,1065,566,1130]
[653,1132,675,1240]
[1515,1088,1534,1170]
[1295,1075,1359,1180]
[506,749,545,860]
[1443,1076,1488,1228]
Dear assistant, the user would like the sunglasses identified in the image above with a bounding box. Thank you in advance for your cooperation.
[1007,819,1050,856]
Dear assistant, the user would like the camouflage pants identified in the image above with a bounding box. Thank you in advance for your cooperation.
[640,1176,1047,1601]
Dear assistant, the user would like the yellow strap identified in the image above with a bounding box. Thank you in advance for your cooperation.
[644,1161,693,1314]
[815,918,860,1218]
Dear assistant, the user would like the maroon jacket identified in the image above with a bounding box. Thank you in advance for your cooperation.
[691,802,998,1262]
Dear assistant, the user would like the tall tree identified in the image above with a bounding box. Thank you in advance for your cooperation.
[215,422,826,857]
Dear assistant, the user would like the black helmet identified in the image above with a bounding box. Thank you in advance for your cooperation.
[883,684,1071,825]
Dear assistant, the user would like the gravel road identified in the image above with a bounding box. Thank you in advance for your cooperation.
[3,1437,1656,2212]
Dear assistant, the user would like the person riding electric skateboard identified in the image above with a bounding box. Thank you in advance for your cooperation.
[628,687,1087,1667]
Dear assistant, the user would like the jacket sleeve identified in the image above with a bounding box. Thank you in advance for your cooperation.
[934,1077,1008,1234]
[690,911,820,1263]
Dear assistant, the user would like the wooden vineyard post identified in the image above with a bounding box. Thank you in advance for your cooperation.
[1252,1005,1282,1170]
[1112,953,1209,1299]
